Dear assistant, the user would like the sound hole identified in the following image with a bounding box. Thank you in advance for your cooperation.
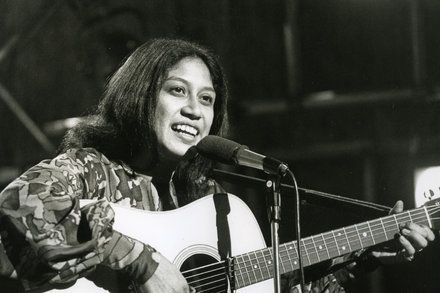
[180,254,228,293]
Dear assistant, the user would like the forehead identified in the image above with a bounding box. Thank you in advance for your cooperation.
[165,57,213,83]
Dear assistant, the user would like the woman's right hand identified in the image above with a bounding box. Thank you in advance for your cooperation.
[138,251,195,293]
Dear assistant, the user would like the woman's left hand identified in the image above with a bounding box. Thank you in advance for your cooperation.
[370,200,436,264]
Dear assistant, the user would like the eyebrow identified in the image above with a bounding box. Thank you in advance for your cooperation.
[165,76,215,93]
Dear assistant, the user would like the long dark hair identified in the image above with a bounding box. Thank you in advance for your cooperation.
[60,38,229,204]
[61,38,228,164]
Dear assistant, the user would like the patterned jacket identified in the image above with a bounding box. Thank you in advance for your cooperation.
[0,148,357,292]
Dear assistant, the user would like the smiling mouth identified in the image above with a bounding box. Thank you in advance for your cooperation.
[171,124,199,137]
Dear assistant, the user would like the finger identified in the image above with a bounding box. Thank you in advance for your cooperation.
[420,224,436,241]
[326,277,339,291]
[390,200,404,214]
[397,249,414,262]
[425,226,435,241]
[401,226,430,249]
[401,227,428,250]
[398,235,416,259]
[404,222,436,241]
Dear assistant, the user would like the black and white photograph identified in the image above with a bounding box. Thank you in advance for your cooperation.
[1,1,440,292]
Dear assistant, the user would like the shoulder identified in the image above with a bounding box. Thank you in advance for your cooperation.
[26,148,116,177]
[61,147,111,164]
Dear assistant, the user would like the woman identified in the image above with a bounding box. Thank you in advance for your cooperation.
[0,38,434,293]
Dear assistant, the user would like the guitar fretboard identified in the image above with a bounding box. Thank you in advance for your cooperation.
[232,206,431,289]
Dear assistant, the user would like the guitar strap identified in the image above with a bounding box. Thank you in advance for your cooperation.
[213,193,232,259]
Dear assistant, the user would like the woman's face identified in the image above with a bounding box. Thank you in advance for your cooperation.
[154,57,215,162]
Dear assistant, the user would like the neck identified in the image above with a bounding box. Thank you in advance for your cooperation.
[150,160,176,184]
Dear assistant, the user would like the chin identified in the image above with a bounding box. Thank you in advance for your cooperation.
[169,144,192,159]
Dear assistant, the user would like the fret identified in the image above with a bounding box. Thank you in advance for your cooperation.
[301,238,315,264]
[250,250,263,282]
[243,253,257,284]
[292,242,300,268]
[320,233,331,259]
[423,206,433,228]
[242,253,254,286]
[286,242,299,270]
[262,247,274,281]
[392,214,400,233]
[283,243,293,273]
[379,218,389,241]
[389,214,401,237]
[354,224,364,249]
[267,248,274,268]
[256,249,270,279]
[234,255,246,288]
[336,229,349,253]
[368,219,383,243]
[407,210,413,223]
[357,223,375,247]
[322,231,337,258]
[366,221,376,245]
[310,236,321,263]
[259,248,273,284]
[345,226,360,251]
[331,230,342,256]
[382,216,395,240]
[278,246,287,274]
[300,239,311,265]
[342,227,352,252]
[312,234,327,261]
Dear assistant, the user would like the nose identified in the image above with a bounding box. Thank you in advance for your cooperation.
[181,95,202,120]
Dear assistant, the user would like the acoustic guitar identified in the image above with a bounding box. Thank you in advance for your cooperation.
[48,193,440,292]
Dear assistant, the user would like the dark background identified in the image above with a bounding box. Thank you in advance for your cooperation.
[1,0,440,292]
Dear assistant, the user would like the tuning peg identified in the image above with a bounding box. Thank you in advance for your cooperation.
[423,189,434,201]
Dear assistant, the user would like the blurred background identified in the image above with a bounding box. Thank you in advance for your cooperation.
[1,0,440,292]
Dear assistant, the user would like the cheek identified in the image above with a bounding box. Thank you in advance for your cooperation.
[153,108,168,141]
[154,98,171,129]
[204,109,215,135]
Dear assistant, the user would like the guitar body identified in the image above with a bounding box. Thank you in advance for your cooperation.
[49,194,274,292]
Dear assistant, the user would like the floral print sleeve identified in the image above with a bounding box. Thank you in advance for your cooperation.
[0,148,158,291]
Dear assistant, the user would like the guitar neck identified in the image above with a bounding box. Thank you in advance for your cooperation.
[232,206,431,289]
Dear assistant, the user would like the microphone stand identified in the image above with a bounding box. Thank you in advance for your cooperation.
[212,169,391,216]
[266,175,282,293]
[211,168,390,292]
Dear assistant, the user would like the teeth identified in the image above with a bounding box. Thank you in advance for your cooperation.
[174,124,198,136]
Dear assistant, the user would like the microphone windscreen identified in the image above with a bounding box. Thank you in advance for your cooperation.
[196,135,242,164]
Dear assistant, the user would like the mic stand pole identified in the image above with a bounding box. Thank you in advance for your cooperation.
[266,175,282,293]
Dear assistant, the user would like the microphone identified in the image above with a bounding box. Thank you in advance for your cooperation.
[196,135,289,175]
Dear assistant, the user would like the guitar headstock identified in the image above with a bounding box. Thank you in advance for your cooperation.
[424,198,440,230]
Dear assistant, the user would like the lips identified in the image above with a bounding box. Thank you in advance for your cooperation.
[171,123,199,138]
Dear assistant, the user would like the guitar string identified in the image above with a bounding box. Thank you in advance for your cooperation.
[183,207,439,288]
[272,209,431,264]
[188,278,228,292]
[229,207,440,286]
[185,209,435,289]
[180,205,440,289]
[182,261,226,277]
[188,275,228,290]
[203,208,439,289]
[186,271,225,284]
[194,282,227,293]
[234,207,439,285]
[198,288,226,293]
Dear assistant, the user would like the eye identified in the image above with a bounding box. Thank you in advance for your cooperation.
[170,86,186,96]
[200,95,215,106]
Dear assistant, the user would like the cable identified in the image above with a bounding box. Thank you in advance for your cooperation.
[286,168,306,292]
